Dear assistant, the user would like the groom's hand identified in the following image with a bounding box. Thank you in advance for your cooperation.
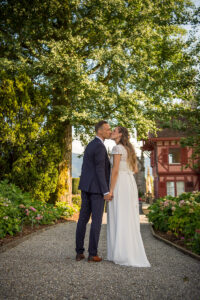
[104,192,113,201]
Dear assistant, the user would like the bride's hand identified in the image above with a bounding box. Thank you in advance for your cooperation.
[109,190,113,199]
[104,192,113,201]
[104,193,112,201]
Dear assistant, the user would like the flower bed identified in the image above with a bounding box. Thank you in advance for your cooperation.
[147,191,200,255]
[0,180,79,239]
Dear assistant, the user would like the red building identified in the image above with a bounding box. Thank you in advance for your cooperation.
[142,128,200,199]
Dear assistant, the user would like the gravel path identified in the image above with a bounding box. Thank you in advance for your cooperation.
[0,214,199,300]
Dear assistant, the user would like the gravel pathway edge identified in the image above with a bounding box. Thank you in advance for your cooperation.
[150,223,200,261]
[0,221,73,254]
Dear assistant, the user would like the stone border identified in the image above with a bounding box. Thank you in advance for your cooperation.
[150,223,200,262]
[0,221,73,254]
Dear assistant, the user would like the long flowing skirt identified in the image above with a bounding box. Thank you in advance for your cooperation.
[107,171,151,267]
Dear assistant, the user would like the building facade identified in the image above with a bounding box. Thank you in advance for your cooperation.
[142,128,200,199]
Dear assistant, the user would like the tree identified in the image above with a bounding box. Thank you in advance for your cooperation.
[0,0,196,203]
[178,4,200,169]
[0,71,61,201]
[155,3,200,169]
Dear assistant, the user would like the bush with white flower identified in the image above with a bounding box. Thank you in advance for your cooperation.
[147,191,200,255]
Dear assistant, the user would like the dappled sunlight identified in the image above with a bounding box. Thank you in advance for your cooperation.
[139,214,150,224]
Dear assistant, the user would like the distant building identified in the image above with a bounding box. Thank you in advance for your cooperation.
[146,167,154,196]
[141,127,200,199]
[135,152,146,195]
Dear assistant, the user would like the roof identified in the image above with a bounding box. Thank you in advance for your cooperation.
[149,127,189,139]
[149,118,191,139]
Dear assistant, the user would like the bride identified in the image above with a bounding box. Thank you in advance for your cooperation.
[107,126,151,267]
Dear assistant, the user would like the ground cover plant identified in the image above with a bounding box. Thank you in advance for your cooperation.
[0,180,79,238]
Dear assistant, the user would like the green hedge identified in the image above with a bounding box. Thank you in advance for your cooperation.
[72,178,81,195]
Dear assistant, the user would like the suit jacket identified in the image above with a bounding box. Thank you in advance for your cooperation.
[78,137,111,194]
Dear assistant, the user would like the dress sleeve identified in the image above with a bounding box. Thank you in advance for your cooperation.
[111,145,123,155]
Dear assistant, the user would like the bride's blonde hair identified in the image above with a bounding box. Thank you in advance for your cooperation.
[118,126,138,172]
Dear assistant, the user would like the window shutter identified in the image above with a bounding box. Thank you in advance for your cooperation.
[181,148,188,164]
[161,148,168,164]
[185,182,194,192]
[150,151,154,167]
[159,181,166,197]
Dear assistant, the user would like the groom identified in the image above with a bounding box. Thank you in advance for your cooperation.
[75,120,112,262]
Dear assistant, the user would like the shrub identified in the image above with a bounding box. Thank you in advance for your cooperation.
[0,197,21,237]
[72,178,81,195]
[0,180,32,204]
[138,190,144,197]
[147,191,200,255]
[167,198,200,254]
[0,72,61,203]
[147,198,173,232]
[72,194,81,210]
[0,180,75,238]
[55,201,77,217]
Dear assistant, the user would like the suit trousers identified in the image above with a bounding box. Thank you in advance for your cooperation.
[75,191,105,256]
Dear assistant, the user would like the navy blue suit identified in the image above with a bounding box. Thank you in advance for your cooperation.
[76,137,110,256]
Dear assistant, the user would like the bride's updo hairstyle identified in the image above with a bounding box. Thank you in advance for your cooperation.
[118,126,138,172]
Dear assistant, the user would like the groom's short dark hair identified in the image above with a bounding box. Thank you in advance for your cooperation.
[95,120,108,133]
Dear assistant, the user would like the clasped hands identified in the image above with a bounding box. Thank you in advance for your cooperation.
[104,191,113,201]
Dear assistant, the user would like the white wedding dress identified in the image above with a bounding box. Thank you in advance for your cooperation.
[107,144,151,267]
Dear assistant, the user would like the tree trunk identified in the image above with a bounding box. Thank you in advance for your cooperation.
[56,122,72,205]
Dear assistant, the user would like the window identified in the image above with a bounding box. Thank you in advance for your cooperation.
[167,181,185,196]
[167,182,175,196]
[168,148,180,164]
[176,181,185,196]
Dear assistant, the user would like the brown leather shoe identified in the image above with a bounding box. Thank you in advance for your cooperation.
[76,253,85,261]
[88,255,102,262]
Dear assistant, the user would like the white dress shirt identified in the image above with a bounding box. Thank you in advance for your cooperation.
[95,135,104,144]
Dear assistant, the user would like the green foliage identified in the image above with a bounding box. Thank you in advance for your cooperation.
[0,180,32,204]
[0,180,74,238]
[0,0,198,203]
[1,0,196,140]
[147,191,200,254]
[0,198,22,237]
[138,190,145,198]
[72,178,80,195]
[55,200,79,216]
[147,199,173,232]
[155,11,200,165]
[72,194,81,209]
[0,72,61,202]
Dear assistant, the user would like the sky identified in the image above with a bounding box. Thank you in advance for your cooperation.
[72,127,143,156]
[72,135,142,156]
